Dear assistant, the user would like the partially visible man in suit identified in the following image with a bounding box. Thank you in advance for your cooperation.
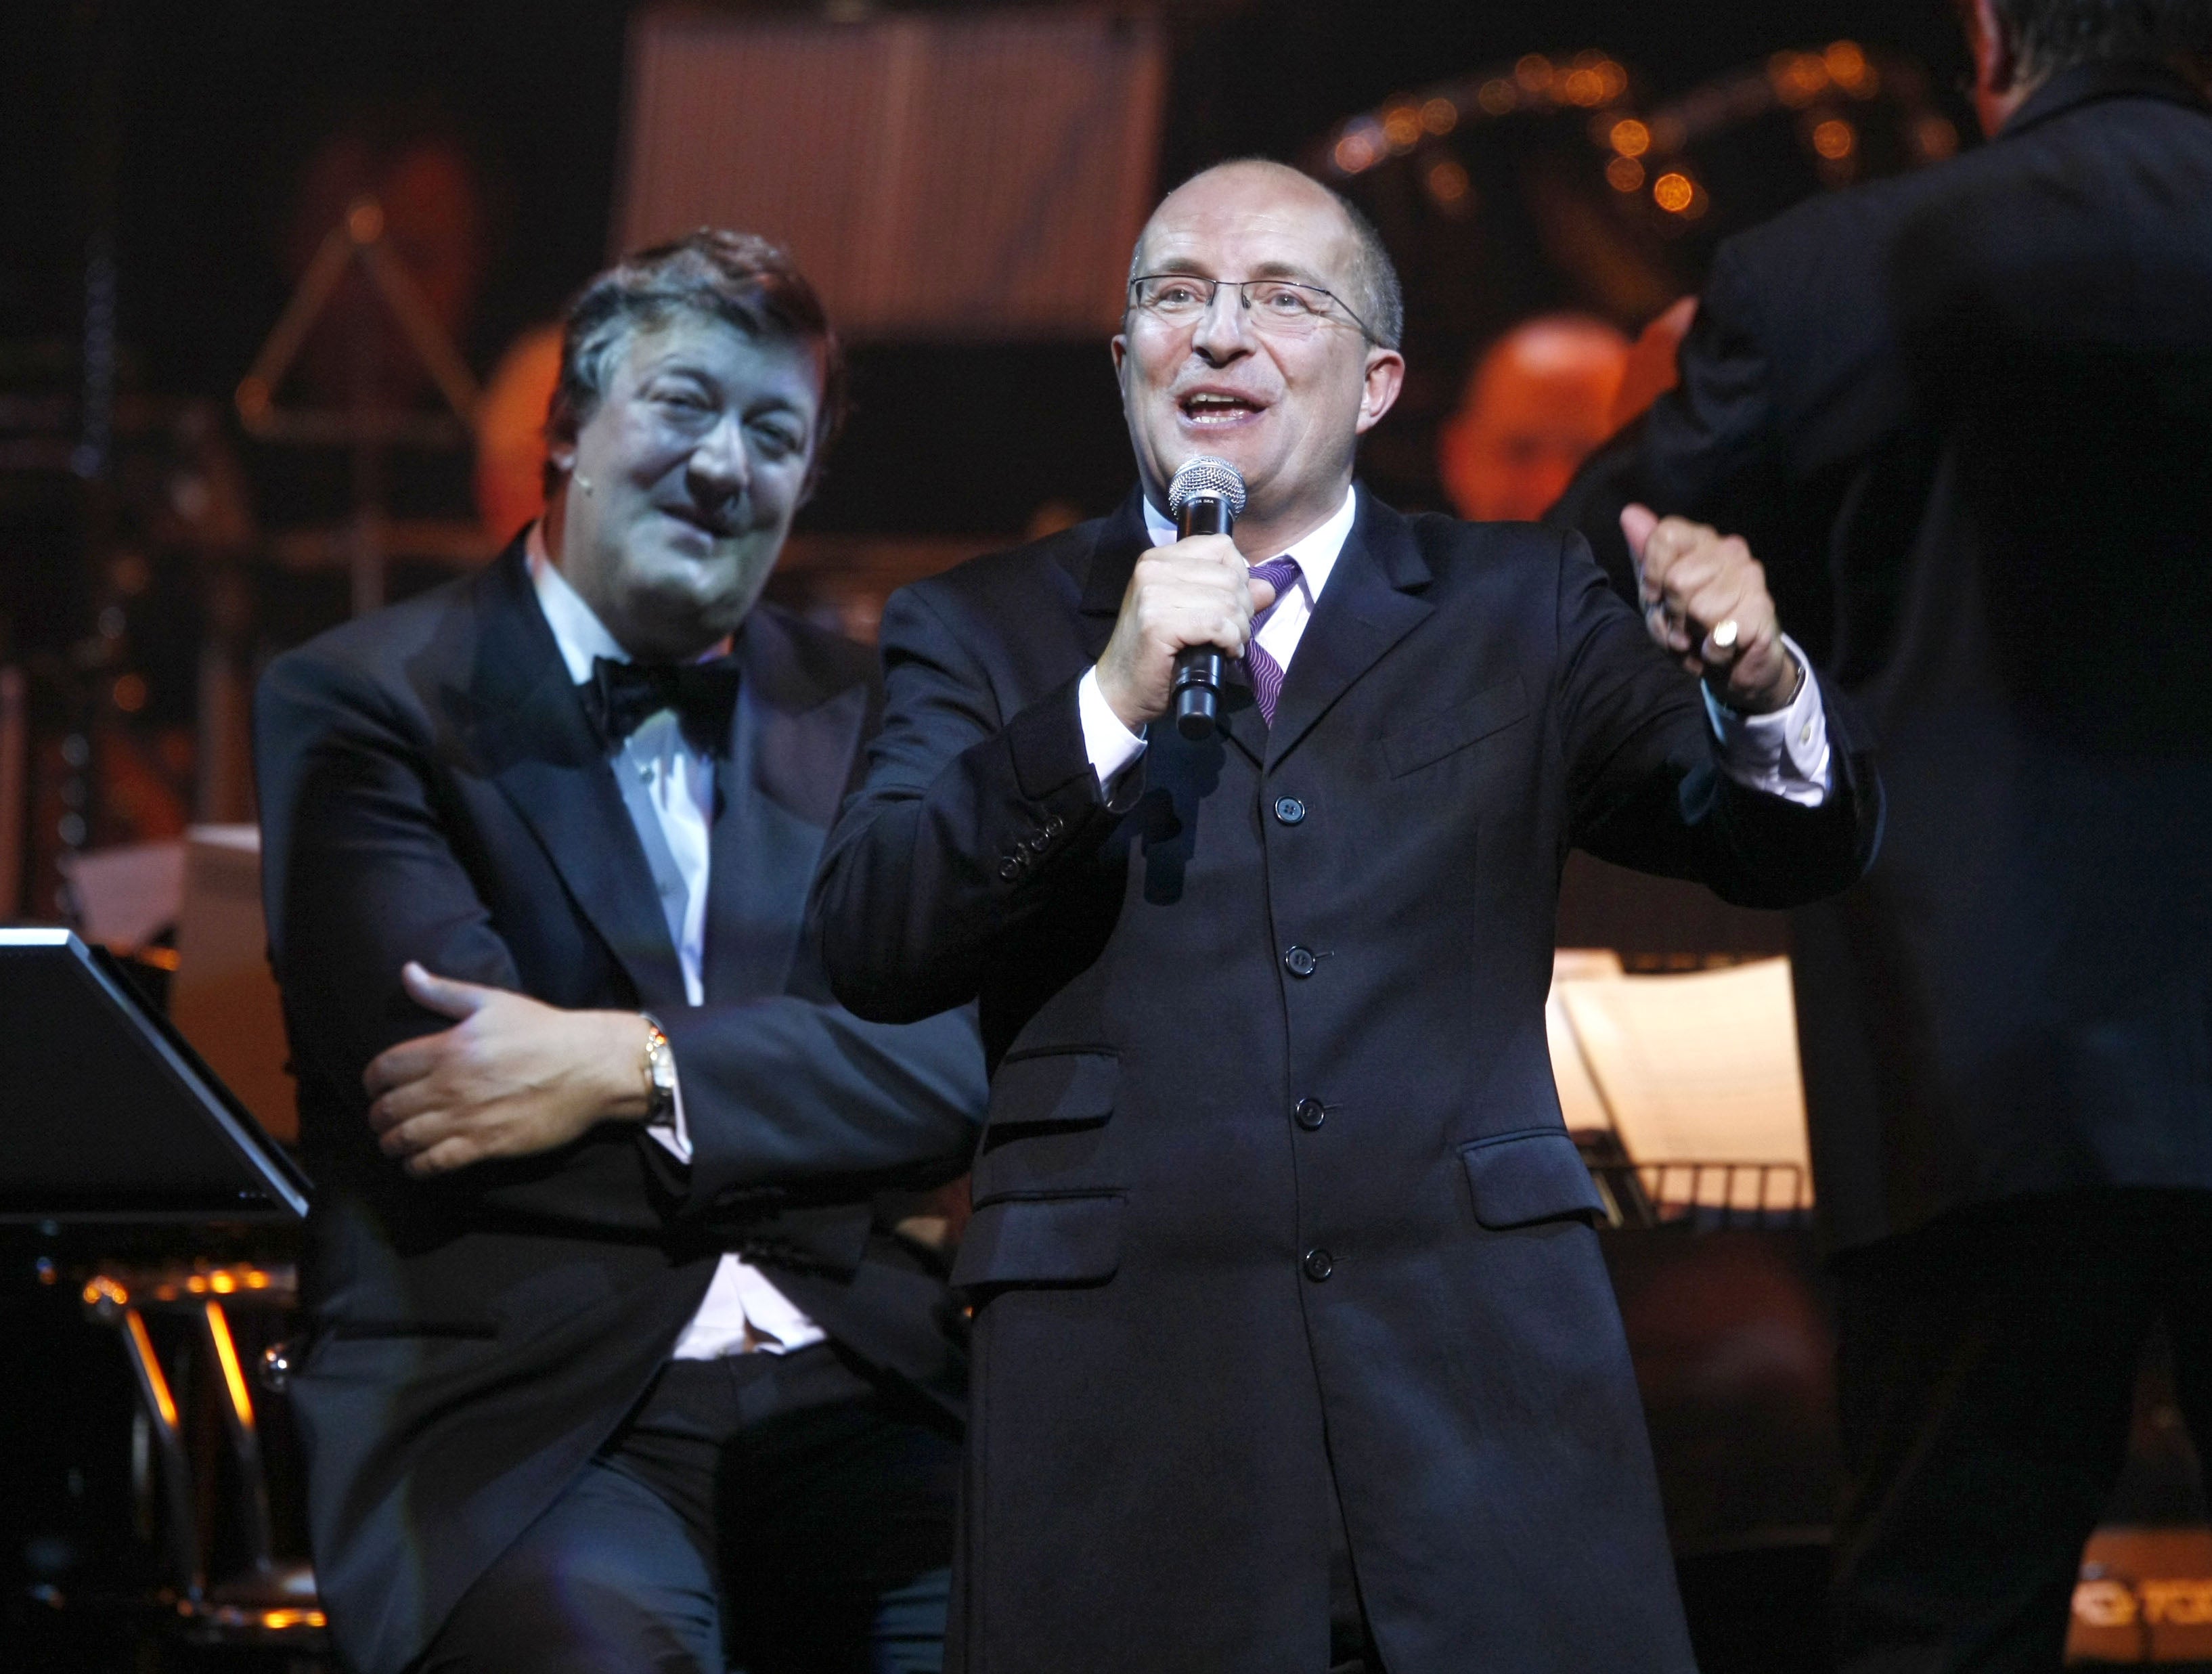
[811,158,1882,1673]
[257,231,987,1674]
[1555,4,2212,1666]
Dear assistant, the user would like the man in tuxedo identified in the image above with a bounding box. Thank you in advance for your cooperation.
[810,159,1881,1674]
[1555,3,2212,1665]
[256,231,986,1674]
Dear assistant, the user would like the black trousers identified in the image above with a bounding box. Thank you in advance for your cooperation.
[1830,1189,2212,1673]
[418,1344,961,1674]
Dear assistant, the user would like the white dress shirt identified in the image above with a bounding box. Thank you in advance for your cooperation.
[1076,485,1833,805]
[527,525,824,1359]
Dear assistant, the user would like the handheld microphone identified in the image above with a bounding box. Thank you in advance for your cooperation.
[1164,456,1249,741]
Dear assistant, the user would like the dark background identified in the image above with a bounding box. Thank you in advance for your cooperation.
[1,0,1970,539]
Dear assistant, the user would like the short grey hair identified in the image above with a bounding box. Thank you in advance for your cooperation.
[1128,158,1405,351]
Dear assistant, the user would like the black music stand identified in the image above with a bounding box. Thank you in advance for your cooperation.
[0,927,309,1224]
[0,927,322,1648]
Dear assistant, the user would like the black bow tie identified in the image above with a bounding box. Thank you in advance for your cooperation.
[580,654,741,752]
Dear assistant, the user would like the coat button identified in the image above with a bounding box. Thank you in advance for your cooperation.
[1273,795,1306,826]
[1294,1098,1326,1131]
[1283,945,1318,978]
[1302,1247,1333,1281]
[998,857,1023,881]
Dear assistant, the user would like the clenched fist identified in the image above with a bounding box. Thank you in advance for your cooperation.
[1621,504,1802,714]
[1093,534,1280,731]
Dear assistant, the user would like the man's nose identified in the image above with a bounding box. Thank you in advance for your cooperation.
[1189,284,1255,364]
[687,413,751,501]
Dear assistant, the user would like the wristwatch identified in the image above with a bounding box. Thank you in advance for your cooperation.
[640,1016,676,1122]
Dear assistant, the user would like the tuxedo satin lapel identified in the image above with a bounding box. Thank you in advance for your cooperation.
[1266,496,1434,769]
[703,609,868,1005]
[460,548,688,1008]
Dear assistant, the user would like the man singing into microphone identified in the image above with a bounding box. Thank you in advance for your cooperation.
[812,160,1880,1674]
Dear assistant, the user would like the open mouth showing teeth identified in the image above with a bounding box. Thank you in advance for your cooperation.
[1180,393,1261,424]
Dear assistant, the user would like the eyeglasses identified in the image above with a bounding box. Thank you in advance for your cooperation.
[1128,273,1379,343]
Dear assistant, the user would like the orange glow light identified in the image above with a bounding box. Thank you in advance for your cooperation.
[206,1303,257,1431]
[1478,79,1518,116]
[1610,118,1650,158]
[1515,53,1554,94]
[1607,156,1647,194]
[1771,51,1830,107]
[112,674,148,713]
[1334,134,1375,174]
[1826,41,1876,94]
[1421,97,1459,136]
[1562,68,1606,106]
[1383,106,1421,150]
[125,1310,179,1431]
[1813,118,1857,160]
[1425,158,1471,205]
[1653,173,1696,214]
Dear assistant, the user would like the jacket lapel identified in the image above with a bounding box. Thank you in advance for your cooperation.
[460,546,689,1008]
[1266,491,1434,768]
[701,608,870,1004]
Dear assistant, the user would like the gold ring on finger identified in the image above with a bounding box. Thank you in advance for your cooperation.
[1711,618,1740,651]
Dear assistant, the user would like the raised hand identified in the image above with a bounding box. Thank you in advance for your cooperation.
[1621,502,1802,714]
[1092,534,1279,730]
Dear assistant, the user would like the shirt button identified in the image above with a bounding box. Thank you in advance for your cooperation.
[1302,1248,1334,1282]
[1283,945,1319,978]
[1273,795,1306,826]
[1294,1098,1326,1131]
[1800,722,1815,745]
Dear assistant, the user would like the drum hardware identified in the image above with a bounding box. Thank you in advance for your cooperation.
[79,1259,328,1653]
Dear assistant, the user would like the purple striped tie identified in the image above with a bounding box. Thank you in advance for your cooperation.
[1243,556,1302,726]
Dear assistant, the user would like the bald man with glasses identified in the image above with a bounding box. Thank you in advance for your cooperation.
[813,160,1882,1674]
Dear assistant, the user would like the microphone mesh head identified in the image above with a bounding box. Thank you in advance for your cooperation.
[1166,456,1248,519]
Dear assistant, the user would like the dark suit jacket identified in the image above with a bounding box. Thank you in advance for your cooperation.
[810,489,1879,1673]
[1557,60,2212,1252]
[255,542,986,1674]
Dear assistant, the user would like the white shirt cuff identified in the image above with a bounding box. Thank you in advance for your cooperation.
[1704,634,1832,808]
[1078,666,1148,791]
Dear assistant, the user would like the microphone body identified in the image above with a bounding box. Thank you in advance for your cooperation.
[1164,457,1249,741]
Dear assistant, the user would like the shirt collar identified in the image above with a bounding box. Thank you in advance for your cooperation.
[527,521,629,686]
[525,521,734,684]
[1141,483,1359,602]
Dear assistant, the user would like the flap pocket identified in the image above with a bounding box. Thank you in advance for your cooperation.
[1460,1129,1606,1230]
[1381,676,1529,778]
[952,1193,1125,1290]
[988,1048,1119,1132]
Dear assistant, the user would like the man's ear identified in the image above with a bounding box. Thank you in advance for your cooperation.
[1110,332,1129,392]
[1354,347,1406,436]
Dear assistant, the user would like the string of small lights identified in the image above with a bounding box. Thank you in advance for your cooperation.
[1319,43,1958,232]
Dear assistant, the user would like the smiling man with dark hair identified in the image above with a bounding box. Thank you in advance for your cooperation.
[257,231,985,1674]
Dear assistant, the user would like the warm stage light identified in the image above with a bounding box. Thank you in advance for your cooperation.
[1425,159,1471,206]
[1653,173,1696,213]
[1516,54,1554,94]
[1813,118,1857,160]
[1610,118,1651,157]
[1384,106,1422,150]
[1607,156,1646,194]
[1478,79,1518,116]
[1421,97,1459,136]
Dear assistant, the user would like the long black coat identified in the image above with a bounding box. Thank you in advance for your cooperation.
[1557,60,2212,1252]
[255,543,986,1674]
[812,491,1880,1673]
